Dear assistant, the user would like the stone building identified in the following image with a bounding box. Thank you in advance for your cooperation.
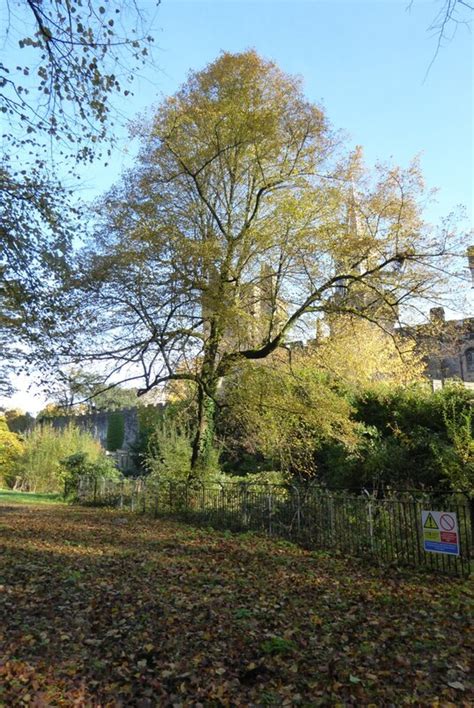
[415,309,474,389]
[401,247,474,389]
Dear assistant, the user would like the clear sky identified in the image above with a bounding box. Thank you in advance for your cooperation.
[83,0,473,226]
[2,0,473,413]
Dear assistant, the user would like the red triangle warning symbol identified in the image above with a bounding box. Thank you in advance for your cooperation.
[424,513,438,530]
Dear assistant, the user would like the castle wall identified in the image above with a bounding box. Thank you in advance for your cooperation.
[46,407,141,450]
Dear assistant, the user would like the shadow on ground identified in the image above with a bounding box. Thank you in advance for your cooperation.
[0,504,472,705]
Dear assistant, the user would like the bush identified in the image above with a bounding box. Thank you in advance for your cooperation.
[14,424,113,493]
[62,451,121,497]
[145,408,220,483]
[129,405,165,474]
[316,383,473,492]
[223,470,289,488]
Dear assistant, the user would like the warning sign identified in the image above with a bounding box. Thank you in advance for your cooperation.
[421,511,459,556]
[423,512,439,530]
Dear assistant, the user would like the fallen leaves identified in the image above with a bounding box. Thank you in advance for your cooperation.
[0,502,472,705]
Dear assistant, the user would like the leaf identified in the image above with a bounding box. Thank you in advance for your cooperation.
[447,681,465,691]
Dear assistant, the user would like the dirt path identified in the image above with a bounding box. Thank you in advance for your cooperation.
[0,503,472,705]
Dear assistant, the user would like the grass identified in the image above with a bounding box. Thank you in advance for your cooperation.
[0,489,64,505]
[0,504,472,705]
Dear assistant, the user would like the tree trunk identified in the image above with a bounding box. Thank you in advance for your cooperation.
[190,383,217,477]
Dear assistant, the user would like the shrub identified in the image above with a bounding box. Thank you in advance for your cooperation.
[145,408,220,483]
[129,405,165,474]
[62,451,121,497]
[316,383,474,492]
[14,424,111,493]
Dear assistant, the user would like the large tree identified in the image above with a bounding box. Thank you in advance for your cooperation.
[63,51,459,475]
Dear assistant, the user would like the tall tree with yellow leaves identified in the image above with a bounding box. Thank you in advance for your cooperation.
[62,51,461,475]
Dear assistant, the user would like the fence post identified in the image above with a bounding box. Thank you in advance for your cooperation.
[363,489,375,553]
[468,495,474,558]
[292,486,301,538]
[242,484,248,528]
[268,489,273,536]
[142,478,147,514]
[154,484,159,518]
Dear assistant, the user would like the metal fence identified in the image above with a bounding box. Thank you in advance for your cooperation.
[74,477,473,577]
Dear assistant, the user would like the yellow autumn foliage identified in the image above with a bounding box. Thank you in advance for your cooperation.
[0,415,24,487]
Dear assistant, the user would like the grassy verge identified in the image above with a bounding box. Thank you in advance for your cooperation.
[0,505,472,705]
[0,489,64,505]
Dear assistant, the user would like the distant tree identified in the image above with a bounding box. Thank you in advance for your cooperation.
[4,409,35,434]
[38,369,138,415]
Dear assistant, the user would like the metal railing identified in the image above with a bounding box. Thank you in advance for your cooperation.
[74,477,473,577]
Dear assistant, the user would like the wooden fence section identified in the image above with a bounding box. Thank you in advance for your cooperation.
[75,478,473,577]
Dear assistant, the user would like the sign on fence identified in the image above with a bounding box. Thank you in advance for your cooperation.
[421,510,460,556]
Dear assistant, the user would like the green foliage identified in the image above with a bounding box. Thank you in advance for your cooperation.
[219,359,473,492]
[91,387,138,412]
[194,394,217,475]
[145,415,193,482]
[433,391,473,494]
[145,407,220,483]
[106,412,125,451]
[221,359,356,480]
[131,405,167,473]
[14,424,111,493]
[62,451,120,496]
[224,470,289,488]
[3,409,35,434]
[316,383,474,491]
[260,637,296,656]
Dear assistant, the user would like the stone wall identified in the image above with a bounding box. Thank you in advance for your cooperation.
[46,407,143,450]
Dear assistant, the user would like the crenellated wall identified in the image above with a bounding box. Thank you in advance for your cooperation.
[45,407,148,451]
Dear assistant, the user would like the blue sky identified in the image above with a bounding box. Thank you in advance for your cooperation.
[3,0,473,412]
[82,0,473,228]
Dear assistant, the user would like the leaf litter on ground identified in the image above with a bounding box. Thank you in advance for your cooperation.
[0,503,472,705]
